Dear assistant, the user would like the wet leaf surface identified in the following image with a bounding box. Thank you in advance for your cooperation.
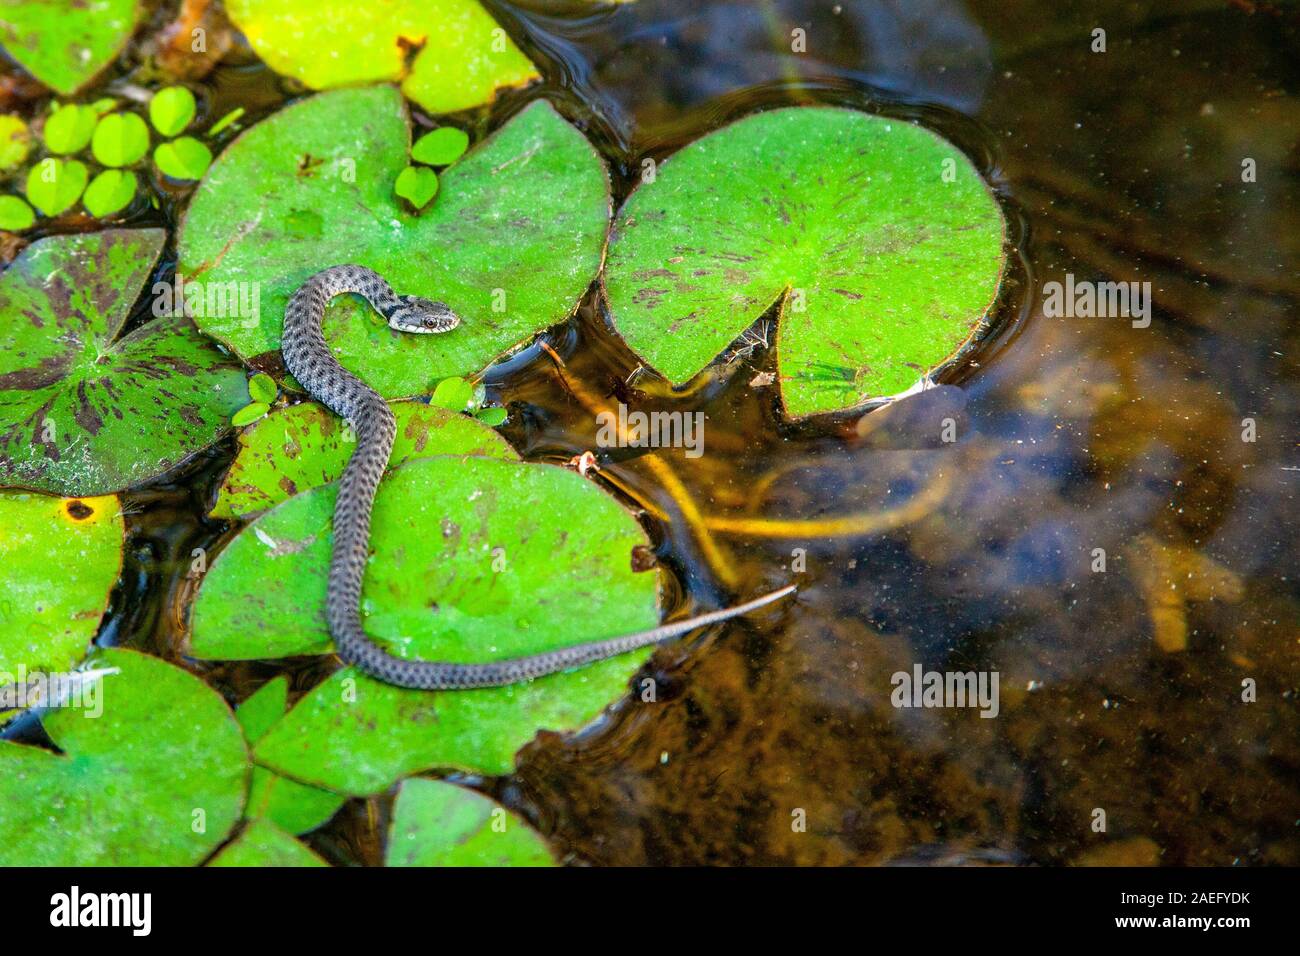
[191,456,660,791]
[0,649,248,866]
[604,107,1006,417]
[0,0,142,94]
[223,0,539,115]
[386,778,556,866]
[178,86,609,397]
[209,818,328,866]
[0,492,123,693]
[0,229,250,495]
[210,400,518,520]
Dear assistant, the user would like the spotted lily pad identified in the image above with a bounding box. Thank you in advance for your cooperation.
[0,0,142,94]
[209,818,328,867]
[234,677,346,835]
[177,86,609,398]
[603,107,1006,418]
[386,778,556,867]
[0,229,251,495]
[0,648,248,866]
[190,456,659,792]
[211,401,517,521]
[224,0,539,115]
[0,492,123,694]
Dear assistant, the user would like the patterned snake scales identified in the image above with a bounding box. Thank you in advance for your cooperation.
[282,265,796,689]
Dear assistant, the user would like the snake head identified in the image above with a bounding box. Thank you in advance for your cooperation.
[391,295,461,334]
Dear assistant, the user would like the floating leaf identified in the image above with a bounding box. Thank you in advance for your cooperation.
[430,376,473,412]
[149,85,197,137]
[154,135,212,180]
[0,229,250,495]
[0,0,142,94]
[91,112,150,167]
[231,402,270,427]
[235,678,345,835]
[0,114,31,170]
[394,164,438,209]
[209,400,518,520]
[25,157,87,216]
[191,456,659,792]
[411,127,468,166]
[209,818,329,866]
[224,0,539,115]
[177,86,609,398]
[476,406,507,427]
[82,169,137,217]
[604,107,1006,418]
[386,778,556,867]
[247,372,278,404]
[0,493,123,692]
[0,648,248,866]
[43,103,96,154]
[0,196,34,231]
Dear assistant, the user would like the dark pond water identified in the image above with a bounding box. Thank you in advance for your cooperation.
[6,0,1297,865]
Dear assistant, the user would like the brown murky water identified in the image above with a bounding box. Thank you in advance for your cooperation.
[6,0,1297,865]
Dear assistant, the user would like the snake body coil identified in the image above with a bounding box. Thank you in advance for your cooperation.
[282,265,794,690]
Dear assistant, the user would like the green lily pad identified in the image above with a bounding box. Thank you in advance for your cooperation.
[91,111,149,167]
[224,0,539,115]
[394,164,438,209]
[154,136,212,180]
[191,456,659,792]
[0,0,142,94]
[412,127,469,166]
[603,107,1006,418]
[149,86,197,137]
[176,86,609,398]
[0,229,251,495]
[386,778,556,867]
[82,169,137,217]
[209,818,328,867]
[235,678,346,835]
[0,196,35,231]
[209,400,518,521]
[0,492,123,691]
[25,157,87,216]
[42,103,96,154]
[0,648,248,866]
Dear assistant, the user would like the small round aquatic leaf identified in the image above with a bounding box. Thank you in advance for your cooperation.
[209,400,518,520]
[247,372,278,404]
[149,85,197,136]
[209,818,328,867]
[0,196,35,231]
[43,103,96,154]
[430,376,473,412]
[25,157,87,216]
[91,112,149,167]
[0,492,123,690]
[0,648,248,866]
[82,168,137,217]
[236,678,345,835]
[193,456,660,792]
[394,164,438,209]
[476,406,507,427]
[0,229,251,495]
[177,86,610,398]
[386,778,556,867]
[224,0,539,115]
[604,107,1006,418]
[0,0,142,94]
[231,401,270,427]
[154,135,212,180]
[0,114,32,169]
[411,127,468,166]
